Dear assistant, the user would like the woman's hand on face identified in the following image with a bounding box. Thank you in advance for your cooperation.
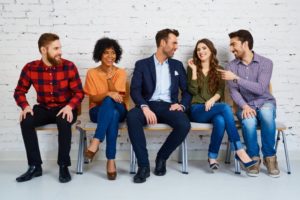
[188,58,197,72]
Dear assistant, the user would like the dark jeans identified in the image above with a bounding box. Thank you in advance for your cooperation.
[89,97,127,159]
[127,101,191,167]
[20,104,77,166]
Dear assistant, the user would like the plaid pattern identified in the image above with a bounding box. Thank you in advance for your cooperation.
[14,59,84,110]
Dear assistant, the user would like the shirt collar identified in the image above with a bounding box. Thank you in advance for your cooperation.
[153,54,169,65]
[236,51,260,65]
[252,52,260,63]
[40,59,63,71]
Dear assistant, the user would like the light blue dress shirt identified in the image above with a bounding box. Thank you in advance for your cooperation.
[150,54,171,102]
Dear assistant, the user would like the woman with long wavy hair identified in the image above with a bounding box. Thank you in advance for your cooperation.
[187,38,257,172]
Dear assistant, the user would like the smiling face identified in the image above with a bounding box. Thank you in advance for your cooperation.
[229,37,248,59]
[42,40,62,66]
[161,33,178,58]
[196,42,212,62]
[100,47,116,67]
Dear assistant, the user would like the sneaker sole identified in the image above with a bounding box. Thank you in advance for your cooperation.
[268,173,280,178]
[246,172,259,177]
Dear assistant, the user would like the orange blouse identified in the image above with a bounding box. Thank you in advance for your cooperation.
[84,67,127,109]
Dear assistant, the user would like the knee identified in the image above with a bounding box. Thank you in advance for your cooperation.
[56,115,72,126]
[127,108,143,122]
[20,114,34,128]
[259,108,275,122]
[241,117,257,130]
[102,96,115,106]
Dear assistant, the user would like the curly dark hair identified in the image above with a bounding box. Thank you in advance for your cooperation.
[192,38,222,95]
[93,37,122,63]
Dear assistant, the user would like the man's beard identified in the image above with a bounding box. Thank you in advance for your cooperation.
[47,52,61,66]
[163,49,174,59]
[234,50,245,60]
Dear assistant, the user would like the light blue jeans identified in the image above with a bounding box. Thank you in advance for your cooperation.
[237,102,276,158]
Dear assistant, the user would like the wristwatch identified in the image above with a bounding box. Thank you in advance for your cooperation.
[233,78,238,83]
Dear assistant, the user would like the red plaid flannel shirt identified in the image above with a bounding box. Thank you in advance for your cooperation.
[14,59,84,110]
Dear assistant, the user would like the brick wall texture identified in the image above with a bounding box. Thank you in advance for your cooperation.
[0,0,299,160]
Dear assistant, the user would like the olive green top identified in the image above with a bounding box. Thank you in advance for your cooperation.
[187,66,225,104]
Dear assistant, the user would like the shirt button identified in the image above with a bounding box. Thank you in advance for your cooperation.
[50,82,52,85]
[49,73,52,76]
[246,76,248,79]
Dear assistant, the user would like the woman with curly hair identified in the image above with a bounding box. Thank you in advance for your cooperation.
[187,39,257,172]
[84,38,127,180]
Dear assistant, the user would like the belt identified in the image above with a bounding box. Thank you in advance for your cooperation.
[150,99,170,103]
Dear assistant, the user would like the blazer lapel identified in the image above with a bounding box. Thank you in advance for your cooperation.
[168,59,175,90]
[148,55,156,86]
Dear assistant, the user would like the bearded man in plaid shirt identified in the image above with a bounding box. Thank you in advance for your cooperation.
[14,33,84,183]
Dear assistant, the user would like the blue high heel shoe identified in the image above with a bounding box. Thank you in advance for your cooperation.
[235,154,258,169]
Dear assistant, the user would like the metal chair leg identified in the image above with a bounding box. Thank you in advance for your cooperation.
[234,156,241,174]
[76,127,85,174]
[275,130,281,151]
[130,144,136,174]
[178,144,183,164]
[281,130,292,174]
[181,139,188,174]
[83,130,89,164]
[225,139,231,164]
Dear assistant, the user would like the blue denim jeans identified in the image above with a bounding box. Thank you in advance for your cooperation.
[190,103,242,159]
[89,97,127,159]
[237,102,276,158]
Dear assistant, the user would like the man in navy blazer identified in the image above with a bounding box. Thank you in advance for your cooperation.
[127,29,191,183]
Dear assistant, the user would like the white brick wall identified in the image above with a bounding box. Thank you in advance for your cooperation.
[1,0,299,161]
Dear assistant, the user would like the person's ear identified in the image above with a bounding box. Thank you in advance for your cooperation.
[40,46,47,54]
[160,39,167,47]
[243,41,249,49]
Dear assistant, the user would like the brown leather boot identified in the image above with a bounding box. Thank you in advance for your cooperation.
[246,156,261,177]
[263,156,280,178]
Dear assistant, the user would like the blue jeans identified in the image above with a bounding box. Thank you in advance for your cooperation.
[190,103,242,159]
[237,102,276,158]
[89,97,127,159]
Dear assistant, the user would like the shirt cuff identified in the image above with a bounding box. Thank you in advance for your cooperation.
[21,103,30,110]
[180,104,185,111]
[140,104,149,109]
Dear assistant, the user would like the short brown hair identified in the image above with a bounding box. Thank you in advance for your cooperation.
[228,29,253,50]
[155,28,179,47]
[38,33,60,53]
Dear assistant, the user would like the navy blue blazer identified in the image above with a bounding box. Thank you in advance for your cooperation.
[130,55,191,110]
